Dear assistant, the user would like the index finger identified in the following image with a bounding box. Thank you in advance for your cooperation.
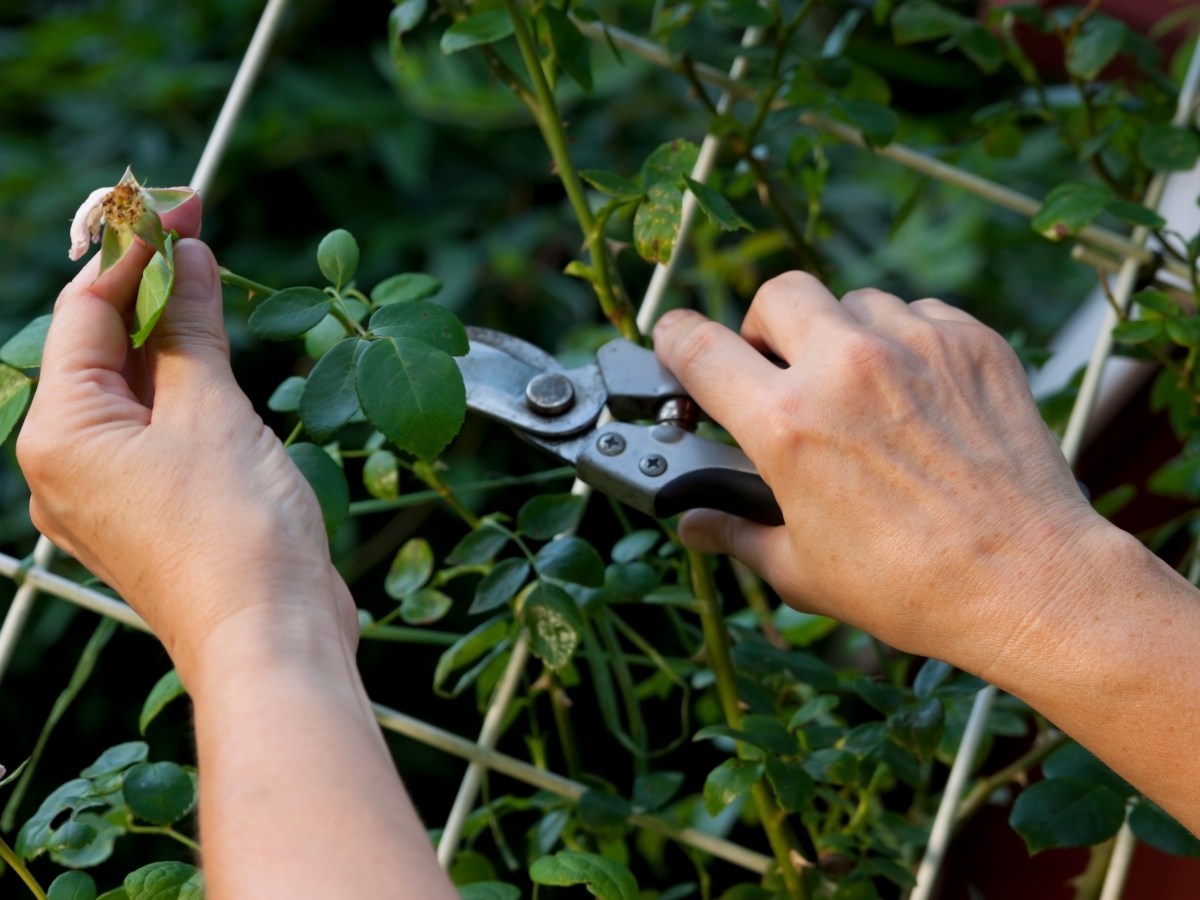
[653,309,781,452]
[40,194,203,390]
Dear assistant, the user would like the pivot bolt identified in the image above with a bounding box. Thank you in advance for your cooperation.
[597,432,626,456]
[525,373,576,416]
[639,454,668,477]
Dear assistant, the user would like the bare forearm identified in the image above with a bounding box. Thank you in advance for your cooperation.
[186,612,455,899]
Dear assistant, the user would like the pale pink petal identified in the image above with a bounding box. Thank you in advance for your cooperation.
[68,186,113,261]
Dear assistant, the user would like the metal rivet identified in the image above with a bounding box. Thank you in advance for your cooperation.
[525,372,576,416]
[639,454,668,477]
[597,432,625,456]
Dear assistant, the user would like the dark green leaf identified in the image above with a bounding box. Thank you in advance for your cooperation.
[831,99,899,148]
[1067,16,1126,80]
[889,697,944,759]
[401,588,454,625]
[683,176,752,231]
[534,536,605,586]
[612,530,659,562]
[639,139,700,187]
[16,778,94,859]
[914,658,953,698]
[892,1,963,44]
[1129,800,1200,858]
[763,754,815,812]
[371,273,442,305]
[140,669,185,735]
[544,6,592,92]
[711,0,773,28]
[267,376,305,413]
[1043,742,1133,796]
[459,884,521,900]
[389,0,428,67]
[529,850,638,900]
[300,337,364,442]
[448,524,511,566]
[370,302,468,355]
[82,742,149,778]
[634,182,684,265]
[633,772,684,811]
[522,581,584,670]
[470,559,530,615]
[576,791,631,835]
[694,716,796,755]
[286,443,349,538]
[131,236,175,348]
[386,537,435,599]
[1138,124,1200,173]
[363,449,400,500]
[124,862,204,900]
[0,365,32,445]
[441,11,515,54]
[96,890,130,900]
[124,761,196,825]
[580,170,644,200]
[1134,289,1176,315]
[317,229,359,289]
[788,694,839,727]
[1031,181,1113,241]
[51,812,119,869]
[518,493,585,540]
[49,819,97,852]
[0,314,52,369]
[434,614,510,695]
[356,337,466,461]
[248,287,333,340]
[1106,200,1166,229]
[1112,319,1164,345]
[49,871,98,900]
[703,759,762,816]
[955,23,1003,73]
[1009,778,1125,854]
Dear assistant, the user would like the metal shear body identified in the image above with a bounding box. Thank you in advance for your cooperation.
[456,328,783,526]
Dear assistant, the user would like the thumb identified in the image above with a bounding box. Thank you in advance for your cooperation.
[147,239,234,401]
[679,508,795,591]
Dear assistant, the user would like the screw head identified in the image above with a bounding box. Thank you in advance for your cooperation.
[639,454,668,477]
[525,373,575,416]
[596,432,625,456]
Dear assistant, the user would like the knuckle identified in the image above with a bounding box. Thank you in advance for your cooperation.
[753,270,825,308]
[671,319,727,373]
[838,330,895,374]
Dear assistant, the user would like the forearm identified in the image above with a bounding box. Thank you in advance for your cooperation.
[184,607,455,900]
[978,524,1200,831]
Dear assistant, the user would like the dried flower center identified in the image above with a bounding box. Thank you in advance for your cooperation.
[101,183,144,228]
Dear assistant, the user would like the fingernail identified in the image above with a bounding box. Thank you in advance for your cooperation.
[654,308,689,333]
[171,240,215,303]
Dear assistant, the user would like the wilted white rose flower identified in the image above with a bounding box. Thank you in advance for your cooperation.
[69,186,114,261]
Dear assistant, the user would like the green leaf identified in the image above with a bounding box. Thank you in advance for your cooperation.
[1031,181,1113,241]
[470,558,530,615]
[386,537,435,599]
[370,301,468,355]
[82,742,149,778]
[1138,124,1200,173]
[142,188,194,216]
[517,493,585,540]
[356,336,466,461]
[522,581,584,671]
[130,236,174,348]
[683,176,752,232]
[612,530,659,562]
[694,715,797,755]
[300,337,365,442]
[1112,318,1163,345]
[634,182,684,265]
[248,287,333,340]
[544,6,592,92]
[389,0,428,67]
[124,862,204,900]
[1134,288,1176,315]
[96,891,130,900]
[16,778,93,859]
[529,850,638,900]
[124,761,196,825]
[711,0,774,28]
[580,170,644,200]
[914,658,953,698]
[576,790,632,835]
[889,697,944,759]
[1067,16,1126,80]
[1129,800,1200,858]
[703,759,762,816]
[49,871,98,900]
[831,98,899,148]
[954,23,1003,73]
[371,273,443,305]
[1009,778,1125,854]
[1106,200,1166,229]
[401,588,454,625]
[892,1,963,43]
[441,11,515,54]
[363,449,401,500]
[0,314,52,369]
[0,364,32,445]
[0,758,29,788]
[100,224,136,276]
[49,819,97,852]
[534,536,605,586]
[267,376,305,413]
[448,524,511,566]
[286,443,350,538]
[459,884,521,900]
[1043,742,1133,796]
[140,669,186,735]
[763,754,815,812]
[633,772,684,811]
[317,229,359,289]
[788,694,839,727]
[433,614,510,696]
[639,139,700,187]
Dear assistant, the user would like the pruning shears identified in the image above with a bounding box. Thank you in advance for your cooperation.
[455,328,784,526]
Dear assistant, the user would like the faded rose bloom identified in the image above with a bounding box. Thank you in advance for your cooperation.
[68,186,113,261]
[67,167,195,270]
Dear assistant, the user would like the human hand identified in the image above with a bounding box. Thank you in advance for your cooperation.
[18,197,355,683]
[653,273,1113,674]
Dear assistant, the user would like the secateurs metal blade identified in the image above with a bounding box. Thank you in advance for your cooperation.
[455,328,784,526]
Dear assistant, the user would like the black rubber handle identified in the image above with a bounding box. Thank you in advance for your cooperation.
[653,469,784,526]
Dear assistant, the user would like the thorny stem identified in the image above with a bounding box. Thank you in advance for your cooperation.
[348,467,575,516]
[0,832,46,900]
[500,0,640,341]
[218,268,277,297]
[689,550,809,899]
[443,0,538,112]
[412,463,482,529]
[953,730,1072,830]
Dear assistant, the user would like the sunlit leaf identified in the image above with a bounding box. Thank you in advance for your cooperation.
[130,235,174,348]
